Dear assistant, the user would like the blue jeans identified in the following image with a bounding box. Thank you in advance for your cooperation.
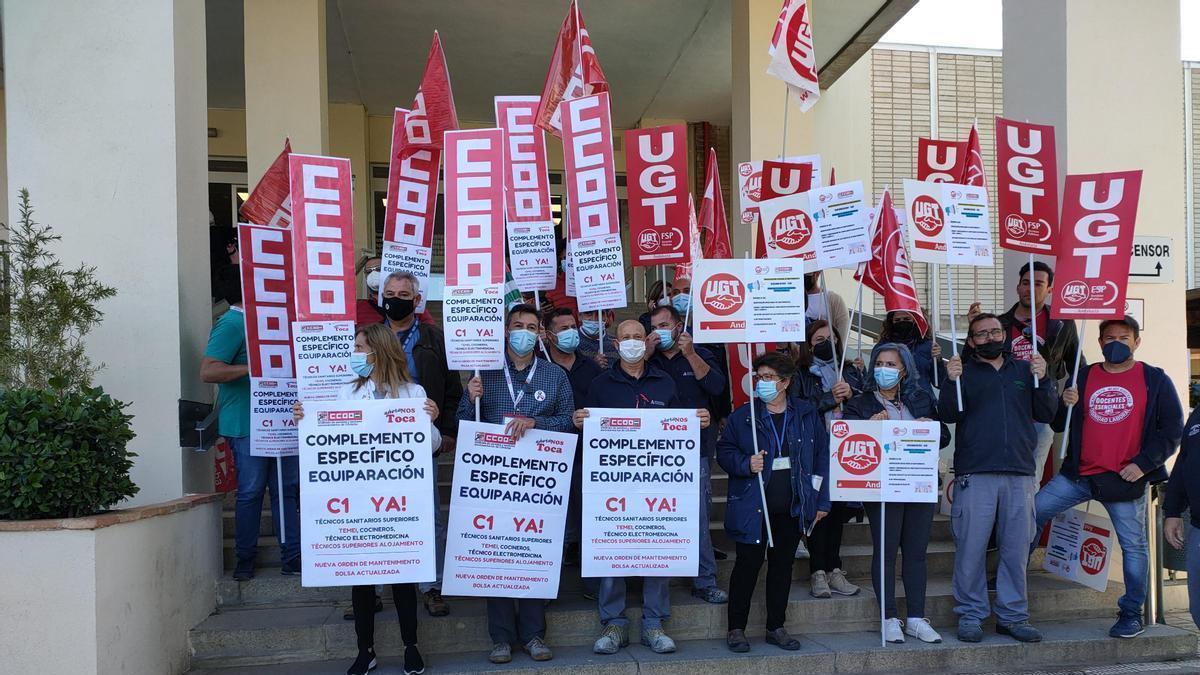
[1187,525,1200,630]
[231,436,301,564]
[694,458,718,590]
[1033,474,1148,617]
[598,576,671,630]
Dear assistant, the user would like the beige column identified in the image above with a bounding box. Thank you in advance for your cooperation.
[329,103,373,258]
[731,0,817,257]
[244,0,329,185]
[1003,0,1187,399]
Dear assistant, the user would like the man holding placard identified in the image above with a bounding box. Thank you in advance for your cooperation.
[941,313,1058,644]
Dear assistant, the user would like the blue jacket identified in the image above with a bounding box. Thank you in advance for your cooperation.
[841,342,952,449]
[1165,406,1200,528]
[716,395,830,544]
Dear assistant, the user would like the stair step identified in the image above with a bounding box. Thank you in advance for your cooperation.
[189,572,1127,669]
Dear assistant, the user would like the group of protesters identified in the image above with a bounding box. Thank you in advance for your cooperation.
[203,252,1200,675]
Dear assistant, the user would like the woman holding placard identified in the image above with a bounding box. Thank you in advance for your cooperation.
[842,342,949,645]
[717,352,830,653]
[294,323,440,675]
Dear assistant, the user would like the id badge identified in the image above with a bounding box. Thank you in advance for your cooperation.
[772,456,791,471]
[502,416,517,430]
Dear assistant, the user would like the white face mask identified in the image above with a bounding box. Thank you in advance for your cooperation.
[365,270,381,292]
[618,339,646,364]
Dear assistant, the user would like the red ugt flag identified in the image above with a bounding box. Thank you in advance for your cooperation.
[856,189,928,336]
[402,31,459,149]
[959,123,985,187]
[766,0,820,111]
[240,139,292,228]
[535,0,609,136]
[699,147,732,260]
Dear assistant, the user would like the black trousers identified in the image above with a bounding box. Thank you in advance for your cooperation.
[864,502,935,619]
[807,501,855,574]
[352,583,418,650]
[727,511,801,631]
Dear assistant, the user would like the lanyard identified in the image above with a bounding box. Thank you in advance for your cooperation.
[503,359,538,413]
[766,410,789,459]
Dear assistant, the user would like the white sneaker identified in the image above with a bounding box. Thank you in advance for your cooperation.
[794,540,810,559]
[905,617,943,643]
[884,617,905,644]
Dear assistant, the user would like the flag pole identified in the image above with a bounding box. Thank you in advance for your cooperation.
[946,267,963,411]
[276,459,286,546]
[1059,321,1087,460]
[474,370,481,422]
[1029,252,1039,388]
[780,86,790,159]
[839,266,864,376]
[930,263,940,387]
[534,290,552,361]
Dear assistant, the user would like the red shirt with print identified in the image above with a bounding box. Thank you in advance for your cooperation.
[1009,308,1048,362]
[1079,362,1146,476]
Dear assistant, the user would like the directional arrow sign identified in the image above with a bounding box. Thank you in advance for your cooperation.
[1129,236,1174,284]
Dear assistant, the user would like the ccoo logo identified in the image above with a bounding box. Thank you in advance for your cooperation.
[700,273,745,316]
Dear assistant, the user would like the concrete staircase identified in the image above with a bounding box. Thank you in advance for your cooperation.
[190,456,1198,673]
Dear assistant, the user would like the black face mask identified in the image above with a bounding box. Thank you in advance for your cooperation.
[813,341,835,361]
[382,297,415,322]
[974,340,1005,360]
[890,321,918,342]
[804,274,817,292]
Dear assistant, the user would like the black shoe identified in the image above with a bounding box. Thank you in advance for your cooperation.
[997,621,1043,643]
[403,644,425,675]
[280,557,302,576]
[343,595,384,621]
[346,648,378,675]
[957,622,983,643]
[764,627,801,651]
[232,558,255,582]
[726,629,750,653]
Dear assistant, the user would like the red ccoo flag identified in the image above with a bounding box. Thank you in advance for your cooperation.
[856,189,928,336]
[959,122,985,187]
[535,0,609,136]
[402,31,459,149]
[699,147,732,260]
[240,139,292,227]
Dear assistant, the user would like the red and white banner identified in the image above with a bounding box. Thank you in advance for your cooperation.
[736,155,821,257]
[727,342,777,409]
[1043,508,1114,592]
[444,129,507,287]
[495,96,553,223]
[828,419,940,502]
[383,108,441,247]
[1050,171,1141,320]
[536,0,609,136]
[755,160,816,257]
[699,147,733,260]
[996,117,1059,253]
[239,224,297,378]
[692,259,807,344]
[766,0,820,111]
[289,154,355,322]
[562,92,619,240]
[240,139,292,227]
[856,190,928,336]
[959,123,986,187]
[625,124,690,266]
[402,31,459,149]
[917,138,967,183]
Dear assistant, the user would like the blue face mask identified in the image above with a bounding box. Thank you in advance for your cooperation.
[755,379,780,402]
[671,293,691,315]
[655,328,675,351]
[1102,340,1132,364]
[580,319,601,338]
[509,329,537,356]
[350,352,374,378]
[873,366,901,390]
[555,328,580,353]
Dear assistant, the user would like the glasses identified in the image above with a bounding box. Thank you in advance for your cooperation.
[754,373,781,382]
[971,328,1005,340]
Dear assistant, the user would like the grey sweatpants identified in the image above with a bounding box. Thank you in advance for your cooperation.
[950,472,1037,626]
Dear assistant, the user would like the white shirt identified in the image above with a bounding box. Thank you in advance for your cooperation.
[337,379,441,452]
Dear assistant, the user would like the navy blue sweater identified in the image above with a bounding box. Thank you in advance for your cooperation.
[1165,407,1200,528]
[583,361,680,410]
[937,354,1058,475]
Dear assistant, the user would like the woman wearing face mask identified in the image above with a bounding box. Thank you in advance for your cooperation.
[878,310,945,395]
[717,352,830,653]
[841,342,950,645]
[293,323,440,675]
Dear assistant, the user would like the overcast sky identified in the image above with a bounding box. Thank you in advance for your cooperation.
[881,0,1200,61]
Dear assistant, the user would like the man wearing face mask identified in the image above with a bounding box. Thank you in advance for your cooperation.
[577,308,617,366]
[668,275,692,326]
[648,305,729,604]
[1033,316,1182,639]
[356,254,435,329]
[458,304,575,664]
[542,307,603,567]
[574,319,713,655]
[941,313,1057,644]
[380,271,461,617]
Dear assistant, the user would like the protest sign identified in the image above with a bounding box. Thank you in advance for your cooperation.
[902,179,993,266]
[289,154,356,322]
[298,398,436,587]
[570,235,628,313]
[995,118,1059,253]
[562,92,619,240]
[760,160,814,201]
[240,140,292,228]
[828,419,940,502]
[916,138,967,183]
[506,222,557,292]
[444,128,506,287]
[582,408,700,577]
[377,240,434,312]
[443,284,506,370]
[691,259,806,344]
[1043,508,1114,592]
[756,191,816,260]
[249,378,299,457]
[383,108,441,248]
[442,421,576,598]
[625,124,691,266]
[1050,171,1141,320]
[736,155,822,254]
[495,96,553,224]
[292,320,355,401]
[757,182,872,268]
[400,31,459,149]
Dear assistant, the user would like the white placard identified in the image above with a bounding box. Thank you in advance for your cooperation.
[298,398,436,587]
[378,241,434,312]
[582,408,700,577]
[808,181,872,270]
[442,421,577,598]
[828,419,940,502]
[292,320,355,401]
[442,284,506,371]
[570,235,628,313]
[691,259,807,344]
[506,221,557,292]
[1043,508,1114,592]
[250,376,298,457]
[903,179,993,266]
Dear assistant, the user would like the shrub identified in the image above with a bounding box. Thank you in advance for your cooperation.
[0,385,137,519]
